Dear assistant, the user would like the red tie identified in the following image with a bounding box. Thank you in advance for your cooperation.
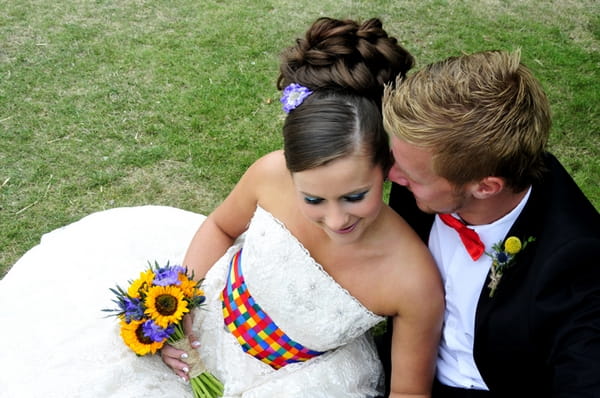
[438,213,484,261]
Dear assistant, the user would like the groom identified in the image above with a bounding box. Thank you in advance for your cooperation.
[380,50,600,397]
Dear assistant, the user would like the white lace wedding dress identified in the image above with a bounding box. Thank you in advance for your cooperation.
[0,205,384,398]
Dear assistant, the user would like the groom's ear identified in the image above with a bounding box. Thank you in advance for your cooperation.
[471,176,505,199]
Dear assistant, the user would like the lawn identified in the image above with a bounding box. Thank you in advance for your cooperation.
[1,0,598,276]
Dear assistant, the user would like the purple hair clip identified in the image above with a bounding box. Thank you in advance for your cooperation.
[280,83,313,113]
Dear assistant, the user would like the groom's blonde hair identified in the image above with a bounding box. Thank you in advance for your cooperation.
[383,49,551,191]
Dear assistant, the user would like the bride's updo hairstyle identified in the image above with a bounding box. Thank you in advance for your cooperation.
[277,17,414,173]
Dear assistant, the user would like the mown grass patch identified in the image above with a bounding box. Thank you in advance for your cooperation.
[1,0,598,275]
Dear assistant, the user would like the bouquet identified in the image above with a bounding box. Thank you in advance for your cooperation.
[104,261,223,398]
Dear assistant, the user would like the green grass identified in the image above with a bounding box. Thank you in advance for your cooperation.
[1,0,598,276]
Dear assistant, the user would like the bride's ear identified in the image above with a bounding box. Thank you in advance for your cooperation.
[471,176,505,199]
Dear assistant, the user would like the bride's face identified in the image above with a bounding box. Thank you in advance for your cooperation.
[291,153,385,244]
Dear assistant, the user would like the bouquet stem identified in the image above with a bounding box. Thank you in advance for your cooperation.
[169,325,223,398]
[191,373,224,397]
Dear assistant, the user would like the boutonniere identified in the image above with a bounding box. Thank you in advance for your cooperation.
[487,236,535,297]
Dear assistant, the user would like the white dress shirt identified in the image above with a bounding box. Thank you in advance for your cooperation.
[429,188,531,389]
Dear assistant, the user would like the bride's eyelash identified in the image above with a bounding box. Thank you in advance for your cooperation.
[344,191,368,202]
[303,190,368,205]
[304,196,323,205]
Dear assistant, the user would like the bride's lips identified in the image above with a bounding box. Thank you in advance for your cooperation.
[335,220,359,234]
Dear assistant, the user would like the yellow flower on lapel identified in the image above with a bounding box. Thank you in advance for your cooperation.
[487,236,535,297]
[504,236,522,254]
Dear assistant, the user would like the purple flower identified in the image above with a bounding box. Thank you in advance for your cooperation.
[119,296,145,323]
[153,265,185,286]
[142,320,175,342]
[280,83,313,113]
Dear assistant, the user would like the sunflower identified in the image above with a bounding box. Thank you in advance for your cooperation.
[144,285,189,328]
[128,269,155,298]
[178,276,202,299]
[120,319,164,355]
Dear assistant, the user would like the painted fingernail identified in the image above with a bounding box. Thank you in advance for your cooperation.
[182,366,189,374]
[191,340,200,348]
[180,352,189,359]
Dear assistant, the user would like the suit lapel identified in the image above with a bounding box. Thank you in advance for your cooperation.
[475,184,543,327]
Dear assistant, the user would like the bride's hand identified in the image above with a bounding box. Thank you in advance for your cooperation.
[160,312,200,382]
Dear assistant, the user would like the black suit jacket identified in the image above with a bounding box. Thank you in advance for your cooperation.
[382,153,600,397]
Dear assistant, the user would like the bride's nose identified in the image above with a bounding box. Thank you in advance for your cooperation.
[323,205,349,231]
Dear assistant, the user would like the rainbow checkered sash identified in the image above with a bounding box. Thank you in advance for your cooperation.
[221,249,325,369]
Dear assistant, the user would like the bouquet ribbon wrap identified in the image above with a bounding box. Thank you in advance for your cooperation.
[170,338,207,378]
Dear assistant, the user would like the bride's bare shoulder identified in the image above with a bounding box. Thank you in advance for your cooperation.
[248,150,287,178]
[244,150,294,205]
[377,207,442,299]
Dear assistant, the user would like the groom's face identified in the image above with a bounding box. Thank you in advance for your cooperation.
[388,136,467,214]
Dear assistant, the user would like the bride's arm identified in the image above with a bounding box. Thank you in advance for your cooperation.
[387,244,444,398]
[182,151,291,278]
[161,150,285,380]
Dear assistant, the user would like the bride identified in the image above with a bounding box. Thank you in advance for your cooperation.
[0,17,443,398]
